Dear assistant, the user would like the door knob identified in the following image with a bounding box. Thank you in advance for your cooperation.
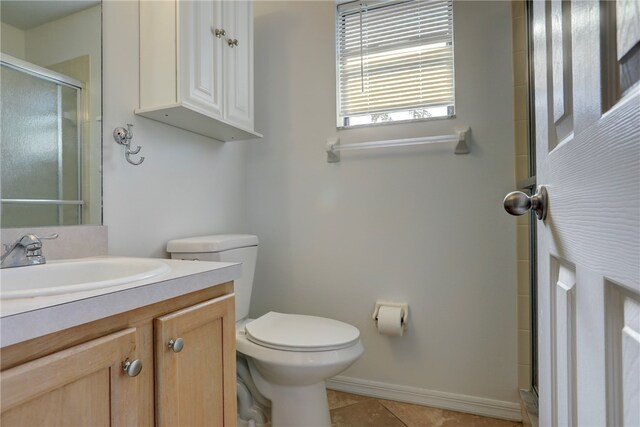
[503,186,548,220]
[168,338,184,353]
[122,358,143,377]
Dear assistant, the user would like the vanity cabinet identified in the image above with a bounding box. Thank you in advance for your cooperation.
[136,0,261,142]
[0,284,237,427]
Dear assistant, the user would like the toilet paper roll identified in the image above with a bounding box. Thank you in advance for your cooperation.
[376,306,404,336]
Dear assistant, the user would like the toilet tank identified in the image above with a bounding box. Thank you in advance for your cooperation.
[166,235,258,321]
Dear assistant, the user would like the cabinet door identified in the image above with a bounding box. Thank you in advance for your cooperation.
[179,0,224,117]
[1,328,139,426]
[155,294,236,427]
[223,0,254,129]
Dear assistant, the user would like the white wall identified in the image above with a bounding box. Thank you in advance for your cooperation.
[101,1,249,258]
[24,5,101,72]
[247,0,518,405]
[0,22,25,59]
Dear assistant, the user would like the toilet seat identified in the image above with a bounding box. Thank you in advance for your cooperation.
[244,312,360,352]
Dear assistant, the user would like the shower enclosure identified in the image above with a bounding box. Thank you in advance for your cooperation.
[1,55,84,227]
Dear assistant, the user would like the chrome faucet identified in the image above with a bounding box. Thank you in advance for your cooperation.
[0,233,58,269]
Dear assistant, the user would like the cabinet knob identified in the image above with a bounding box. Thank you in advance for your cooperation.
[227,38,239,48]
[168,338,184,353]
[122,358,143,377]
[212,27,226,38]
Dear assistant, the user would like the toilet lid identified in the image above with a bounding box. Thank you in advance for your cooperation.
[244,312,360,352]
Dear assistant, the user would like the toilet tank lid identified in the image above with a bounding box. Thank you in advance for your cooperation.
[166,234,258,253]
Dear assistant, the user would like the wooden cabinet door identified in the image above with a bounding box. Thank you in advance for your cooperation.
[155,294,236,427]
[1,328,139,426]
[179,0,224,117]
[223,0,254,130]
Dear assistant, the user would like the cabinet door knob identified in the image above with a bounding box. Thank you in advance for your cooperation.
[212,27,226,38]
[122,358,143,377]
[168,338,184,353]
[227,38,239,47]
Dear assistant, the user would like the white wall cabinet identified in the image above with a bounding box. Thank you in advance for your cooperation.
[136,0,261,142]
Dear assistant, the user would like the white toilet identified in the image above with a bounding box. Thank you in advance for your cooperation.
[167,235,364,427]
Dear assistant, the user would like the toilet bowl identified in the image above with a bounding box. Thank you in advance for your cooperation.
[167,235,364,427]
[237,314,363,426]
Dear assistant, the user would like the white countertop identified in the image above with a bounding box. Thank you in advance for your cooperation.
[0,257,241,348]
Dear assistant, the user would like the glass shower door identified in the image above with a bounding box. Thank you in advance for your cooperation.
[1,62,83,227]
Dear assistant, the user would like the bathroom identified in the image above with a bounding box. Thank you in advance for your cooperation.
[1,1,638,426]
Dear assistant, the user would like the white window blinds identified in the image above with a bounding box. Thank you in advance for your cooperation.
[337,0,455,127]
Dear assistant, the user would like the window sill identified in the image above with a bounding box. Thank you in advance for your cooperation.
[337,114,456,131]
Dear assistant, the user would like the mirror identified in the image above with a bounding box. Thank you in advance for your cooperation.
[0,1,102,228]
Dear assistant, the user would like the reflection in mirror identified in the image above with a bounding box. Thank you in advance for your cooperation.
[0,1,102,228]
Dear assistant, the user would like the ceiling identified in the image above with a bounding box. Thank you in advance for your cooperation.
[1,1,100,30]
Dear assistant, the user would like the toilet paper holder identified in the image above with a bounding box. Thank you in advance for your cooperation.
[372,301,409,328]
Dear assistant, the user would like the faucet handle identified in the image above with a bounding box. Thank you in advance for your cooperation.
[37,233,59,240]
[16,233,58,250]
[17,234,42,249]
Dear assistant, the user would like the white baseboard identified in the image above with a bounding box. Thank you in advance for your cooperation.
[326,376,522,422]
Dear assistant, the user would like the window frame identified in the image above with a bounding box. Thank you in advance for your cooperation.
[335,0,457,129]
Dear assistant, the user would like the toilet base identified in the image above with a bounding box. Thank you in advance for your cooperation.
[248,359,331,427]
[237,416,272,427]
[270,383,331,427]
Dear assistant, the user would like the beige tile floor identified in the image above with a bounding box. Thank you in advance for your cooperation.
[328,390,523,427]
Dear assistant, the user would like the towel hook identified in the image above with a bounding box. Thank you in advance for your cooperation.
[113,124,145,166]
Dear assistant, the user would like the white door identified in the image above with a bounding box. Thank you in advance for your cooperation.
[526,1,640,426]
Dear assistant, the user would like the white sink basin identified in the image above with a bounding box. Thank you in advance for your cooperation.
[0,257,171,299]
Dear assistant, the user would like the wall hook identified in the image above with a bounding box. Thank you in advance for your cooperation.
[113,124,145,165]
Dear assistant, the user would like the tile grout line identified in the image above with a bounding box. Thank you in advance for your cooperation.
[329,391,523,426]
[328,397,374,412]
[377,399,409,427]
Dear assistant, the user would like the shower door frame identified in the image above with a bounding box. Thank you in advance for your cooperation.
[525,0,538,399]
[0,53,85,225]
[518,0,539,410]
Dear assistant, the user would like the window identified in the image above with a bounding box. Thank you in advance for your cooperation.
[336,0,455,127]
